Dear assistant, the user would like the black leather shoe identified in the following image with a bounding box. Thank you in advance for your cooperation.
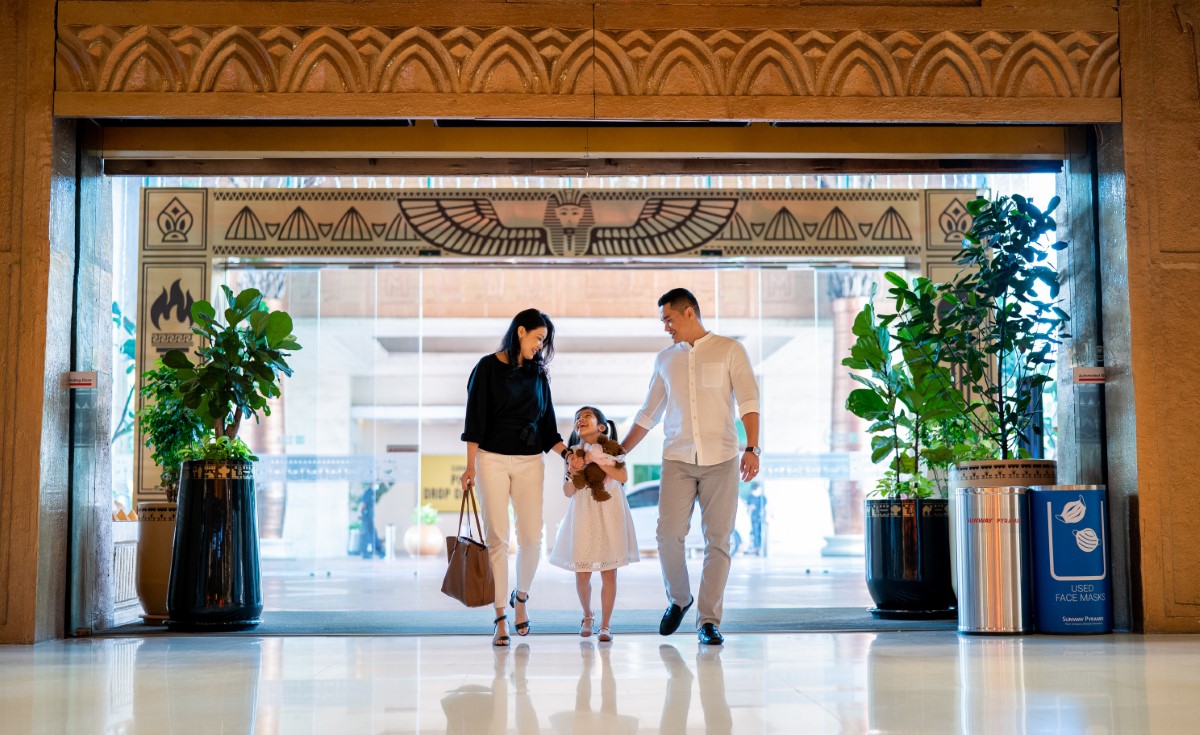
[698,623,724,646]
[659,597,694,636]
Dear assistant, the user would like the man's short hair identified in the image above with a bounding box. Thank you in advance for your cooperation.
[658,288,701,318]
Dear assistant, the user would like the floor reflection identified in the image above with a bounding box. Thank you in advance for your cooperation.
[134,638,262,734]
[549,643,638,734]
[658,644,732,735]
[1,631,1191,734]
[436,640,733,735]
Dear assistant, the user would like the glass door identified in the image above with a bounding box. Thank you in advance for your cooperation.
[235,262,897,614]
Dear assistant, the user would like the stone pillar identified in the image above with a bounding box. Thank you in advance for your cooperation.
[67,123,117,634]
[0,0,68,645]
[1057,127,1137,631]
[1055,129,1104,488]
[1114,0,1200,632]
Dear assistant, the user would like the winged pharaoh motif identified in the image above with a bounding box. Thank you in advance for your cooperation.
[398,199,551,256]
[587,198,739,256]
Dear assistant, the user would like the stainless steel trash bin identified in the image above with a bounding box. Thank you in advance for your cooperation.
[952,486,1033,634]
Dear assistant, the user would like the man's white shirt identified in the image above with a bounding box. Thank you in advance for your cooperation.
[633,332,760,467]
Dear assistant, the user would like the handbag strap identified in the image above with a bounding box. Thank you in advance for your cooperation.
[456,483,485,542]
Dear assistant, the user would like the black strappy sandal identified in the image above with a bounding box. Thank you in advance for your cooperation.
[509,590,532,636]
[493,614,510,648]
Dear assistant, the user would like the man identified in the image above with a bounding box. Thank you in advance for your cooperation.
[621,288,761,645]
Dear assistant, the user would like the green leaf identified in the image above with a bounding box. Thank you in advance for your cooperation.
[248,310,269,336]
[266,311,294,347]
[162,350,193,369]
[846,389,889,420]
[234,288,262,313]
[848,373,878,390]
[248,362,275,382]
[870,443,894,465]
[191,300,216,325]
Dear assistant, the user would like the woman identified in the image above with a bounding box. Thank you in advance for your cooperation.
[460,308,570,647]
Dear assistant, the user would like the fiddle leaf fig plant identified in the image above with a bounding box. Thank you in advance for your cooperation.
[843,280,986,498]
[889,193,1069,460]
[162,285,302,461]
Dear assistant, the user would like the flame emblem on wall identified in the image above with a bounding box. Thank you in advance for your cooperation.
[156,197,194,243]
[150,279,195,329]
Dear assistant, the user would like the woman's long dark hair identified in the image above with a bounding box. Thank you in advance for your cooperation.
[499,308,555,372]
[567,406,619,447]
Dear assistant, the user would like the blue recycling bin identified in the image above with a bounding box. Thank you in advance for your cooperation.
[1028,485,1112,634]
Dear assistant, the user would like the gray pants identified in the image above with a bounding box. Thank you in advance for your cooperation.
[657,457,740,628]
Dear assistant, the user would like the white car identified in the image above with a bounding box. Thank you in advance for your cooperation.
[624,481,752,556]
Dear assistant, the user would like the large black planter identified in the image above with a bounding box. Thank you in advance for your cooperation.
[865,498,956,620]
[167,459,262,630]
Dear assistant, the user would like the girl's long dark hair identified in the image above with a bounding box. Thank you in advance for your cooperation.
[499,308,555,373]
[567,406,619,447]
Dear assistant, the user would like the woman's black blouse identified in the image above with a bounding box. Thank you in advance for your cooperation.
[461,354,563,455]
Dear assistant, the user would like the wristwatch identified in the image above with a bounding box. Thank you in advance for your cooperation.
[744,446,761,457]
[560,447,570,460]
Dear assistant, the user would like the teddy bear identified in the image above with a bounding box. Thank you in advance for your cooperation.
[570,437,625,502]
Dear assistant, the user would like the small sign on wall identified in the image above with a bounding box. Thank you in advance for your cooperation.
[421,454,468,512]
[66,371,97,389]
[1073,367,1106,384]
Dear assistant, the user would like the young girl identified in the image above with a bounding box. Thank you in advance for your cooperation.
[549,406,640,642]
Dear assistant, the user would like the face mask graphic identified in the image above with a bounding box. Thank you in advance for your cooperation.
[1073,527,1100,553]
[1055,495,1087,524]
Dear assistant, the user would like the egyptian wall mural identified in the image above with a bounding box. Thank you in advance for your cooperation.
[144,187,975,260]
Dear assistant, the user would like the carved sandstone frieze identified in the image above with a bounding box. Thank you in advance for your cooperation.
[56,24,1119,100]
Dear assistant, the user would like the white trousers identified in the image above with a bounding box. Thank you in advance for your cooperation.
[474,450,545,606]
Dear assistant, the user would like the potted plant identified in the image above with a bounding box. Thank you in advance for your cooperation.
[133,361,207,623]
[892,193,1069,488]
[404,503,443,557]
[160,285,301,629]
[844,281,982,619]
[885,194,1070,632]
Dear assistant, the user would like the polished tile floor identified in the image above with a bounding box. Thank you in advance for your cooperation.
[3,631,1199,734]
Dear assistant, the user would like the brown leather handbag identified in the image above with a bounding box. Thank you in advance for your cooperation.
[441,483,495,607]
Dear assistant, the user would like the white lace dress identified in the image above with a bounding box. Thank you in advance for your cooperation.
[550,468,640,573]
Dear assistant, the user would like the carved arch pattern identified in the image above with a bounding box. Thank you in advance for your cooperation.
[57,24,1118,101]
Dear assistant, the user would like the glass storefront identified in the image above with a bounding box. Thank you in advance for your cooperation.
[108,173,1058,616]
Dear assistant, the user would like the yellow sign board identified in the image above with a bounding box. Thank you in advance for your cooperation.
[421,455,468,512]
